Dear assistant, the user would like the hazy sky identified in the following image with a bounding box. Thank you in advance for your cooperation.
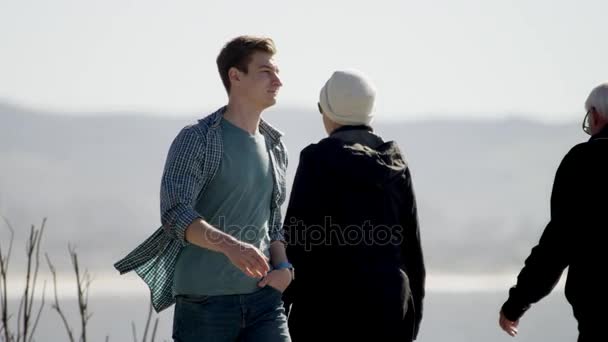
[1,0,605,121]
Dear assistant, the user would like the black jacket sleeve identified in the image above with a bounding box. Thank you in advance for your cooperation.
[501,146,585,321]
[401,167,426,339]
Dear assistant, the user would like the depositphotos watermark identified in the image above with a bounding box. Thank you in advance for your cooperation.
[201,216,405,252]
[284,216,404,251]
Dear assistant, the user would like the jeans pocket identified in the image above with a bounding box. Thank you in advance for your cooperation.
[173,295,211,339]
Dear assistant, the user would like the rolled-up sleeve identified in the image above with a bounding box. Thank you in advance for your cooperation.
[268,140,288,243]
[269,207,285,242]
[160,126,206,245]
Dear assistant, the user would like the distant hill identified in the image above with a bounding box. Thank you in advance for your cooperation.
[0,101,587,274]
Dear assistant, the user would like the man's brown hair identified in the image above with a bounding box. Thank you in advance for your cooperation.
[216,36,277,93]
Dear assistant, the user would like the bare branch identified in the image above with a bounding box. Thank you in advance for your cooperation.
[27,281,46,342]
[82,272,93,324]
[131,321,137,342]
[150,318,159,342]
[20,225,36,342]
[0,216,15,342]
[142,301,153,342]
[0,215,15,268]
[24,219,45,342]
[0,325,6,342]
[16,292,24,342]
[68,246,89,342]
[46,254,75,342]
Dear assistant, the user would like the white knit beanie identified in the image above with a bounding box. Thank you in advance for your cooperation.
[319,70,376,126]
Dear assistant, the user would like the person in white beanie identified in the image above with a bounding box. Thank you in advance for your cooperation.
[282,70,426,341]
[318,69,376,127]
[499,83,608,341]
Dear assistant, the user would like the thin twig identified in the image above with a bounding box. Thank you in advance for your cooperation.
[16,291,24,342]
[0,216,14,267]
[150,318,159,342]
[131,321,137,342]
[69,246,89,342]
[0,216,15,342]
[27,281,46,342]
[21,225,35,342]
[25,219,46,342]
[141,301,153,342]
[46,254,75,342]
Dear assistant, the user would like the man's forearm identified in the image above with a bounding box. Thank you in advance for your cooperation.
[269,240,288,267]
[184,218,239,254]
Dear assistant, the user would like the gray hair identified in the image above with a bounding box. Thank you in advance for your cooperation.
[585,83,608,118]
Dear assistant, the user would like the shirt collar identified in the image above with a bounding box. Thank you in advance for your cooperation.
[208,106,283,145]
[330,125,373,136]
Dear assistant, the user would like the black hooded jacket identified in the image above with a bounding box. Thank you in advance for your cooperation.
[283,126,425,341]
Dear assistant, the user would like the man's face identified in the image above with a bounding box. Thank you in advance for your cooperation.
[237,51,282,109]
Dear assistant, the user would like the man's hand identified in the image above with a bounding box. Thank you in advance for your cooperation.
[257,268,292,293]
[222,241,270,278]
[499,310,519,337]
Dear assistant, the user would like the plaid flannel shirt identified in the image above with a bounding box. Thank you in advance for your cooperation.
[114,106,288,312]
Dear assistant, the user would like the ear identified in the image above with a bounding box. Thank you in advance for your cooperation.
[591,109,600,126]
[228,67,241,86]
[593,109,608,127]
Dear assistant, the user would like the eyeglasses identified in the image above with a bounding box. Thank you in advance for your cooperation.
[317,102,323,115]
[582,109,592,135]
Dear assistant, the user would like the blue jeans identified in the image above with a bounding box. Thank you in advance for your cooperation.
[172,286,291,342]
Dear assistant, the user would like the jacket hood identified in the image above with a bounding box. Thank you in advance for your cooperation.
[307,127,408,186]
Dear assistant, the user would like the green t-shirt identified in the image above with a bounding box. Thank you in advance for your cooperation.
[173,118,273,296]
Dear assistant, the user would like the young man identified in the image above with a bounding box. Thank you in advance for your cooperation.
[115,36,292,341]
[499,83,608,341]
[282,70,426,341]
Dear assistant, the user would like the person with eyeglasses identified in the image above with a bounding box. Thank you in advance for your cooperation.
[281,70,426,341]
[498,83,608,341]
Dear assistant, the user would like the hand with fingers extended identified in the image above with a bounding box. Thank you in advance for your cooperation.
[222,240,270,278]
[499,310,519,337]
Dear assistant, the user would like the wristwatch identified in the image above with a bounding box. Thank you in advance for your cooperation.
[274,261,295,280]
